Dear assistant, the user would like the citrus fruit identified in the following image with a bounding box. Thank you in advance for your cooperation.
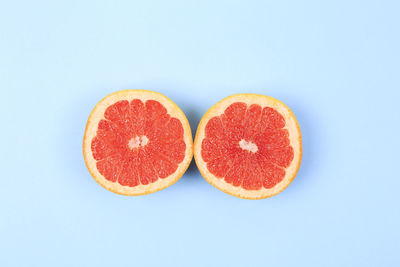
[83,90,193,195]
[194,93,302,199]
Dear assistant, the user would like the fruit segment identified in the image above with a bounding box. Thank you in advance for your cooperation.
[91,99,185,186]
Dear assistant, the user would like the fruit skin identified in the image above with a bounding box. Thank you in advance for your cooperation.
[83,90,193,196]
[194,93,302,200]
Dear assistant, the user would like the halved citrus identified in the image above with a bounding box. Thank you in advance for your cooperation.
[83,90,193,195]
[194,93,302,199]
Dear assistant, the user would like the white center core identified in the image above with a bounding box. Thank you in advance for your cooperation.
[239,139,258,153]
[128,136,149,149]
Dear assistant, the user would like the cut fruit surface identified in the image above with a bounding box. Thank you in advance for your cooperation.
[83,90,193,195]
[194,94,302,199]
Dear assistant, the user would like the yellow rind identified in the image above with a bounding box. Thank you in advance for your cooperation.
[194,93,302,200]
[83,89,193,196]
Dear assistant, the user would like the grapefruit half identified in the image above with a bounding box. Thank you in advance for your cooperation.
[83,90,193,195]
[194,94,302,199]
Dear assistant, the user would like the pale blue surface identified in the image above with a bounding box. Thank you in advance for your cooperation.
[1,1,399,266]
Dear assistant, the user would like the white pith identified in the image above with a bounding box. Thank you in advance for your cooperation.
[128,135,149,149]
[239,139,258,153]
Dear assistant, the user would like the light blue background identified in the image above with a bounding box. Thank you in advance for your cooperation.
[1,0,399,266]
